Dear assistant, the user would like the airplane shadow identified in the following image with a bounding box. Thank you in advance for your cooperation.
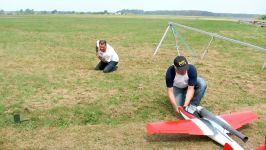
[153,95,182,118]
[146,134,209,142]
[145,134,221,147]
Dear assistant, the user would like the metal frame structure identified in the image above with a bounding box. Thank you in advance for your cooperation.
[153,22,266,69]
[153,23,197,57]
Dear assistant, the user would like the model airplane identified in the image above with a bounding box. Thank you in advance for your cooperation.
[146,105,259,150]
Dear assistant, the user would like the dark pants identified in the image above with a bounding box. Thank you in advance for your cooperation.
[95,61,118,73]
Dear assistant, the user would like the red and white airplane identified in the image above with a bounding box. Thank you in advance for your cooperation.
[146,106,259,150]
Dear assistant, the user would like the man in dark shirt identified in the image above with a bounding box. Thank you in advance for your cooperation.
[165,56,207,114]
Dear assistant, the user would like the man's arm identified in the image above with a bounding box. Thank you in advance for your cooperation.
[183,86,195,107]
[97,55,107,62]
[95,43,104,61]
[166,87,179,113]
[95,46,102,60]
[96,40,99,53]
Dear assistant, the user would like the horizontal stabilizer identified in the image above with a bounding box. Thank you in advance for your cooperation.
[219,111,258,129]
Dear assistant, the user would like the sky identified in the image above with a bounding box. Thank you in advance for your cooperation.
[0,0,266,14]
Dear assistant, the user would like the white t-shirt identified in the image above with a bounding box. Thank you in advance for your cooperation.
[96,40,119,62]
[173,72,189,88]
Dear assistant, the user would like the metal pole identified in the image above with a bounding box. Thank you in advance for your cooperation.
[172,26,197,57]
[153,25,170,56]
[170,24,180,56]
[201,36,214,59]
[262,61,266,70]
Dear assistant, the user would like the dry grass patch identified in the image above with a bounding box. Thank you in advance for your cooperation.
[1,122,262,150]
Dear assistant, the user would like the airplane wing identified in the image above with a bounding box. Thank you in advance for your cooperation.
[146,119,210,135]
[219,111,258,130]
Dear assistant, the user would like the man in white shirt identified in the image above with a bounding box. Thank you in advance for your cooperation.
[95,40,119,73]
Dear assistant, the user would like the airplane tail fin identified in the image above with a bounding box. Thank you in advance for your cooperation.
[224,143,233,150]
[254,136,266,150]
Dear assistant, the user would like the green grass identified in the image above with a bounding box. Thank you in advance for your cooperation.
[0,15,265,149]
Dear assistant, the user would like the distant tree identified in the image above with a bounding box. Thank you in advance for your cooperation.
[0,9,4,15]
[40,11,48,14]
[117,9,144,15]
[51,9,57,14]
[104,10,108,14]
[25,8,34,14]
[17,9,24,15]
[261,15,266,20]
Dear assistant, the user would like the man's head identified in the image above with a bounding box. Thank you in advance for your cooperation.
[99,40,107,52]
[174,56,189,75]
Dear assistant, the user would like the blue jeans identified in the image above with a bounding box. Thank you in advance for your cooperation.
[95,61,118,73]
[173,77,207,106]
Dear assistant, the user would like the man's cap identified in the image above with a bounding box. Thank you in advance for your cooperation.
[174,56,189,71]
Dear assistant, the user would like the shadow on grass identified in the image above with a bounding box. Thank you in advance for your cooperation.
[145,134,221,147]
[145,134,208,142]
[153,94,183,119]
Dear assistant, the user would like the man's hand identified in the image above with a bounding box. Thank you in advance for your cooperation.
[96,46,98,53]
[174,106,180,114]
[97,56,106,62]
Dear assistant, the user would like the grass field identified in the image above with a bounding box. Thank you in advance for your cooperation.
[0,15,265,149]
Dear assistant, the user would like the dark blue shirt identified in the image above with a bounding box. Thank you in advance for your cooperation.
[165,64,197,88]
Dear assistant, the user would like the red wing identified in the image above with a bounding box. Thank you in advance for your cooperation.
[146,120,204,135]
[219,111,258,129]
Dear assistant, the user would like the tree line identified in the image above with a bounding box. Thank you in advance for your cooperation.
[0,9,110,15]
[116,9,264,19]
[0,9,265,19]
